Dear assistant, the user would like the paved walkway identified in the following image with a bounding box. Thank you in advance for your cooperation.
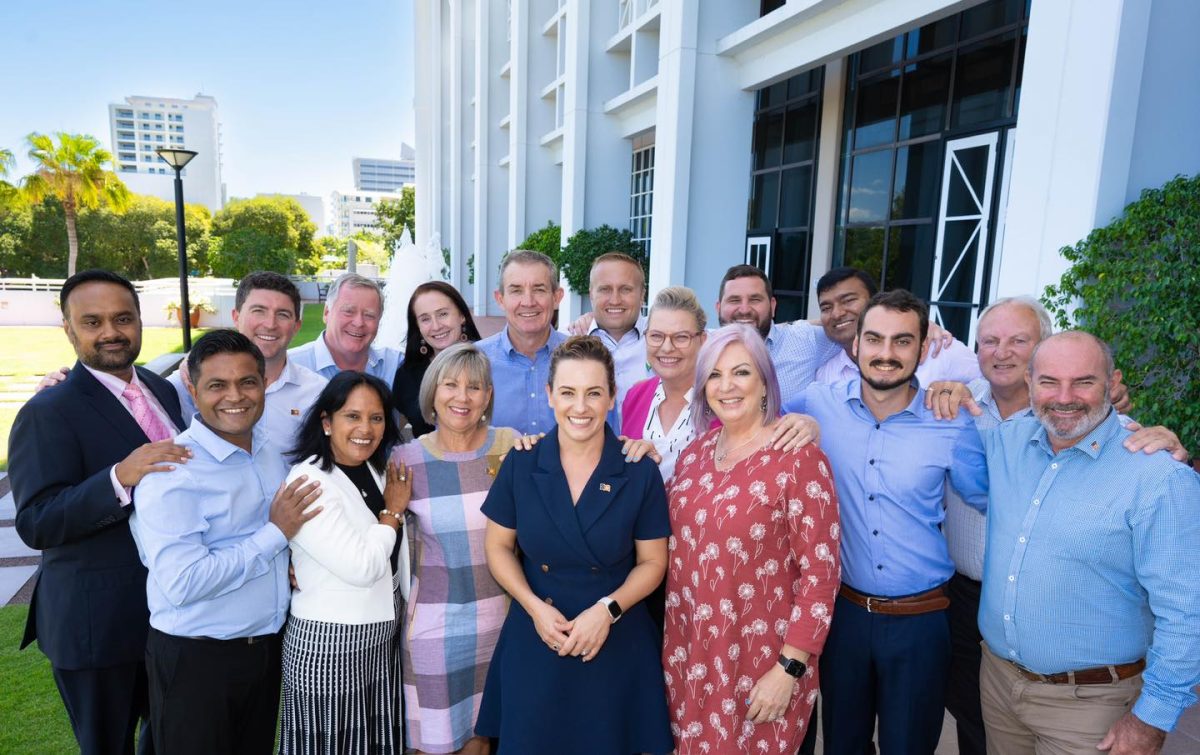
[0,473,38,607]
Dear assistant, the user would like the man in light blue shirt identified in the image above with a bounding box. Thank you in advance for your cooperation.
[171,272,327,448]
[977,331,1200,754]
[477,250,569,435]
[131,330,321,753]
[783,290,988,754]
[585,253,652,412]
[288,272,403,382]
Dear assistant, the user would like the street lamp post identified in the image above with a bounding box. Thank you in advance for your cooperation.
[156,148,199,350]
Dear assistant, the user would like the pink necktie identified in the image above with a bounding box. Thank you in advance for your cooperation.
[123,383,175,442]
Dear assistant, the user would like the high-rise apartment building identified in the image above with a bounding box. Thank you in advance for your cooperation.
[415,0,1200,336]
[353,144,416,192]
[108,93,225,212]
[331,189,403,237]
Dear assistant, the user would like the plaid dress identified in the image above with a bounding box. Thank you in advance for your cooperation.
[392,427,514,753]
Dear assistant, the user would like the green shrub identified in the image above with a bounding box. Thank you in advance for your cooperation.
[558,224,647,295]
[1043,173,1199,452]
[516,220,563,266]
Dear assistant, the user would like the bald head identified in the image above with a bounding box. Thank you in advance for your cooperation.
[1027,331,1115,450]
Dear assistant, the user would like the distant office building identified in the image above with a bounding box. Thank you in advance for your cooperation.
[256,193,327,236]
[353,144,416,192]
[331,189,406,237]
[415,0,1200,338]
[108,93,225,212]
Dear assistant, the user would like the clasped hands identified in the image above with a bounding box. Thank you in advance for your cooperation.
[529,599,611,663]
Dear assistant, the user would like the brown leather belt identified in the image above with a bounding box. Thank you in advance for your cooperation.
[839,584,949,616]
[1006,657,1146,685]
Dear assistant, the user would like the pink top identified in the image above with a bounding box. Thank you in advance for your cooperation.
[619,376,661,439]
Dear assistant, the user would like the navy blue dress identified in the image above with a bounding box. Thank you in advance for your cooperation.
[476,426,673,754]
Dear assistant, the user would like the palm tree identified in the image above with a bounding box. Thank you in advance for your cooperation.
[0,148,18,209]
[22,132,130,276]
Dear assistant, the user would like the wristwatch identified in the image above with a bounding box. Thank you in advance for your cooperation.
[778,654,807,678]
[597,596,623,624]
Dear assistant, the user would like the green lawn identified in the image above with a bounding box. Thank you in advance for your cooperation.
[0,605,75,753]
[295,302,325,347]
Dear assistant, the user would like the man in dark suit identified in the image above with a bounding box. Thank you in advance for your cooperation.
[8,270,191,755]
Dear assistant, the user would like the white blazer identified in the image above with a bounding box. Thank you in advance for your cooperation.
[285,457,411,624]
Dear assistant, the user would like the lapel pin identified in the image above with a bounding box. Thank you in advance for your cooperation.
[291,408,300,416]
[599,483,611,493]
[1091,441,1099,451]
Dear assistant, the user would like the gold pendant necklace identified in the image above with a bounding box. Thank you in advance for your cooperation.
[715,426,764,463]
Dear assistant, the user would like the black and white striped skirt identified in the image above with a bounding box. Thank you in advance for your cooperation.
[279,615,401,755]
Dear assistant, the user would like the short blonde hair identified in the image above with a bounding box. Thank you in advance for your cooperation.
[649,286,707,331]
[418,342,495,424]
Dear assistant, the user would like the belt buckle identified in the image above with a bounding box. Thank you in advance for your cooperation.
[865,596,877,614]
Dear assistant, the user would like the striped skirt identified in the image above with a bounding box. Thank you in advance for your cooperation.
[279,615,401,755]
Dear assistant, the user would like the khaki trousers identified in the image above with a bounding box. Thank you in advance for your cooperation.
[979,643,1141,755]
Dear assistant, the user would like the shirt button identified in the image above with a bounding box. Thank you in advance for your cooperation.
[1009,650,1017,657]
[1032,499,1040,506]
[869,459,875,465]
[529,393,536,398]
[872,530,879,536]
[877,565,884,570]
[869,495,875,501]
[875,423,880,429]
[1051,462,1058,469]
[1008,575,1015,582]
[541,564,550,572]
[1004,614,1011,621]
[1018,537,1026,543]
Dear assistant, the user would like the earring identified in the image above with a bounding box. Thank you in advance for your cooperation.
[479,414,487,425]
[419,339,429,355]
[760,395,767,413]
[323,428,331,436]
[459,329,469,342]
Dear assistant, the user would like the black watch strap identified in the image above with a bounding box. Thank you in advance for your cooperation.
[778,654,807,678]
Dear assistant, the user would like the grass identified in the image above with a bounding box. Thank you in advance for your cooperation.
[0,605,75,753]
[295,302,325,348]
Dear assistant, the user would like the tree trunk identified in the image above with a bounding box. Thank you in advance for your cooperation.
[64,199,79,278]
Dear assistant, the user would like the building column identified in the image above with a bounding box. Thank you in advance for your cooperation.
[472,0,491,314]
[558,0,590,322]
[807,58,846,318]
[996,0,1153,298]
[414,0,443,252]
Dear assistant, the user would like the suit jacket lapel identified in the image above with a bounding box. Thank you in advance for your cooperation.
[531,432,601,566]
[71,362,149,449]
[138,366,185,431]
[575,428,629,534]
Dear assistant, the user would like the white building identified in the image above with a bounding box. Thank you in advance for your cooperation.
[354,145,417,192]
[108,94,225,212]
[414,0,1200,341]
[256,192,328,236]
[331,189,406,237]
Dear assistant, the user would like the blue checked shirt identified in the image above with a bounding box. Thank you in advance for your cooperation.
[287,330,403,382]
[980,410,1200,731]
[130,421,291,640]
[785,378,989,596]
[477,327,567,436]
[765,321,843,403]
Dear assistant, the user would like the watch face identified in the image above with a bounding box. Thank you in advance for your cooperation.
[606,600,622,620]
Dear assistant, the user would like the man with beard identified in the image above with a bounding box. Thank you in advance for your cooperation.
[972,332,1200,755]
[9,270,190,754]
[781,289,989,754]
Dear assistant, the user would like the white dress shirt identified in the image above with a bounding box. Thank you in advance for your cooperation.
[589,315,652,412]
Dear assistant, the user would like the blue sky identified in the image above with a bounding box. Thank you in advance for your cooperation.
[0,0,414,198]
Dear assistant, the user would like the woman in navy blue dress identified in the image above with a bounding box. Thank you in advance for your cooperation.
[476,336,673,754]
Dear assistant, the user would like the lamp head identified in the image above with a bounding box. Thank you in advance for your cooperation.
[156,148,198,170]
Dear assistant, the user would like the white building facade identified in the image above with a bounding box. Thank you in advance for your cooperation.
[256,193,327,236]
[414,0,1200,340]
[331,189,407,237]
[108,94,225,212]
[354,145,417,192]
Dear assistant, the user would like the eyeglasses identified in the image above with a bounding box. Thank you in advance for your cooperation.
[646,330,702,349]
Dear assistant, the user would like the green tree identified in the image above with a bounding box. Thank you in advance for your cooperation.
[1043,173,1200,453]
[374,185,415,251]
[21,132,130,277]
[210,196,316,278]
[76,195,213,278]
[517,220,563,266]
[0,148,19,210]
[558,224,646,294]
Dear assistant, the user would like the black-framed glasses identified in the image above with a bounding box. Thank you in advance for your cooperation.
[646,330,702,349]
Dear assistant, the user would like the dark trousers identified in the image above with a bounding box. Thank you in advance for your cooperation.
[146,627,282,755]
[820,592,951,754]
[946,572,987,755]
[52,662,154,755]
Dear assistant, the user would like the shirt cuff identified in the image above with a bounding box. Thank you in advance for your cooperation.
[110,465,133,507]
[1132,691,1184,733]
[253,521,290,557]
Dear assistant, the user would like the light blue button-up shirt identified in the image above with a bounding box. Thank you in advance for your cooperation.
[785,377,989,596]
[765,321,843,403]
[169,358,328,449]
[287,330,403,382]
[130,421,291,640]
[589,315,651,413]
[980,410,1200,732]
[477,327,567,435]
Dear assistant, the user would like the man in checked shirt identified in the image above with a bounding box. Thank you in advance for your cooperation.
[935,330,1198,755]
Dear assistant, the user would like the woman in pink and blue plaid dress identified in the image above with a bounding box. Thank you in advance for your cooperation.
[390,343,515,755]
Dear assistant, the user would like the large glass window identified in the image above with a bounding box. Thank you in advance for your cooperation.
[746,68,823,321]
[834,0,1028,338]
[629,139,655,257]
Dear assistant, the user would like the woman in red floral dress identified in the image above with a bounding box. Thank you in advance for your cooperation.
[663,324,841,755]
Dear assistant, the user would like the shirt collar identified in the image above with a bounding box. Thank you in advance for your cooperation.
[83,363,142,400]
[765,321,781,346]
[185,416,268,463]
[971,380,1033,423]
[267,358,299,394]
[843,376,925,419]
[588,314,647,343]
[1030,406,1121,458]
[498,325,556,358]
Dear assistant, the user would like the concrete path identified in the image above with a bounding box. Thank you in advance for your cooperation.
[0,474,39,607]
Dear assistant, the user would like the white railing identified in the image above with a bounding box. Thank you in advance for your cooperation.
[618,0,659,32]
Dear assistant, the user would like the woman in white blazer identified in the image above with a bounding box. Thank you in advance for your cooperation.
[278,371,411,755]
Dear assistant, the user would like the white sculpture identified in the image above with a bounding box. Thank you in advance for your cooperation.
[375,227,444,350]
